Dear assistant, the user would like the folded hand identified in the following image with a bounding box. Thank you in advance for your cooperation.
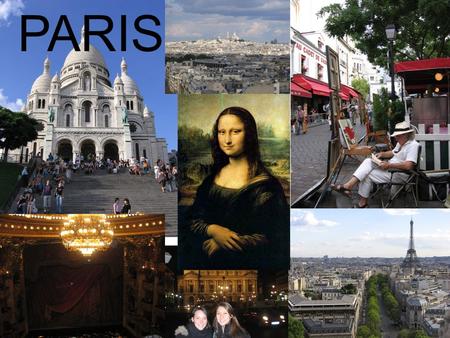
[207,224,243,251]
[203,238,221,256]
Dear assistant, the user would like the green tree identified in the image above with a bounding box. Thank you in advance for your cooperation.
[351,77,370,100]
[341,283,357,294]
[367,307,380,332]
[0,106,43,162]
[397,329,409,338]
[288,314,304,338]
[357,325,371,338]
[318,0,450,67]
[414,330,430,338]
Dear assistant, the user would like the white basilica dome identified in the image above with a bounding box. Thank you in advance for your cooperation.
[120,58,141,95]
[62,39,107,70]
[31,57,51,93]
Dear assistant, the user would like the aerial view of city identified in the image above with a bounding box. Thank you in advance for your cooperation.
[165,0,290,94]
[290,209,450,338]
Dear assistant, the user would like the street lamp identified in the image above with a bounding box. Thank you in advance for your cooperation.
[385,24,397,101]
[435,71,450,125]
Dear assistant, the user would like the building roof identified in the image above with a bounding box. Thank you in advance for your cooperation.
[407,296,427,307]
[31,57,51,93]
[289,294,356,307]
[62,38,107,71]
[303,318,352,333]
[120,58,141,95]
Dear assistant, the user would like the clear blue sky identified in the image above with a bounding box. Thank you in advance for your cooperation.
[291,209,450,258]
[0,0,177,150]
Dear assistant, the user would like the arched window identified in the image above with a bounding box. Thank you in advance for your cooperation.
[104,115,109,128]
[126,101,130,110]
[42,99,45,108]
[64,104,73,127]
[130,101,134,110]
[38,99,41,109]
[82,101,92,123]
[83,72,91,91]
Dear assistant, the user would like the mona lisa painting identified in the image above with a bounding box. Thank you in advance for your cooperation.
[178,94,290,270]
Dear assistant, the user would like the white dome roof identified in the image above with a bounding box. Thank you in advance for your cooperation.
[120,58,140,95]
[31,57,51,93]
[143,105,153,117]
[143,105,149,117]
[62,39,107,70]
[51,73,60,82]
[114,73,123,85]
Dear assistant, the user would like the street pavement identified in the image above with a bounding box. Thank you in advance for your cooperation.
[377,290,399,338]
[291,122,332,202]
[10,168,177,236]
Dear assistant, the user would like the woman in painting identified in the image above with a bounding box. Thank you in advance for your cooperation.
[181,106,289,269]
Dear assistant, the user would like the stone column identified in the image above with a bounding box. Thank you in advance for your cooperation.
[123,124,132,160]
[43,124,54,160]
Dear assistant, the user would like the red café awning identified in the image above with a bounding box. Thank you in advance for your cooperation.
[341,84,360,98]
[339,91,350,101]
[394,58,450,94]
[395,58,450,73]
[292,74,333,97]
[291,81,312,98]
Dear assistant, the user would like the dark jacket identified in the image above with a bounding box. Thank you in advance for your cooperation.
[214,324,250,338]
[175,322,213,338]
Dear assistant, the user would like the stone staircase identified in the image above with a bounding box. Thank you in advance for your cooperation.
[9,168,178,236]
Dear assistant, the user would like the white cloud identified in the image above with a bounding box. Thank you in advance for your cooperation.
[291,211,338,230]
[383,209,420,216]
[0,0,24,22]
[0,88,24,111]
[349,230,450,243]
[165,0,288,42]
[349,231,407,242]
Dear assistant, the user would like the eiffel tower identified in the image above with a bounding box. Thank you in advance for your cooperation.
[402,218,420,273]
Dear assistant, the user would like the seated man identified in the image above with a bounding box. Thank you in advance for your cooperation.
[332,121,419,207]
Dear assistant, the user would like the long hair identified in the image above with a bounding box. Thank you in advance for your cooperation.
[213,302,248,337]
[211,106,267,179]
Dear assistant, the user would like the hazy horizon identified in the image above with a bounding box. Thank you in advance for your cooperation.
[291,209,450,258]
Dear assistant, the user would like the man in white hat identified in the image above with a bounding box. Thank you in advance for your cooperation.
[332,121,420,207]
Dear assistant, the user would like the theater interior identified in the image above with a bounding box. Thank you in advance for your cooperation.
[0,214,174,337]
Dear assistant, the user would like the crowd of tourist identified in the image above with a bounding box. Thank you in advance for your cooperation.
[15,152,177,214]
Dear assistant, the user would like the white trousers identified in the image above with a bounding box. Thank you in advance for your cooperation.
[353,158,407,198]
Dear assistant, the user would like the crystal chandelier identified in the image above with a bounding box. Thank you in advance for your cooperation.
[60,214,114,256]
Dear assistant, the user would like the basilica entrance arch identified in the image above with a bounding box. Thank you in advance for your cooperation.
[103,141,119,161]
[80,140,96,161]
[57,139,73,161]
